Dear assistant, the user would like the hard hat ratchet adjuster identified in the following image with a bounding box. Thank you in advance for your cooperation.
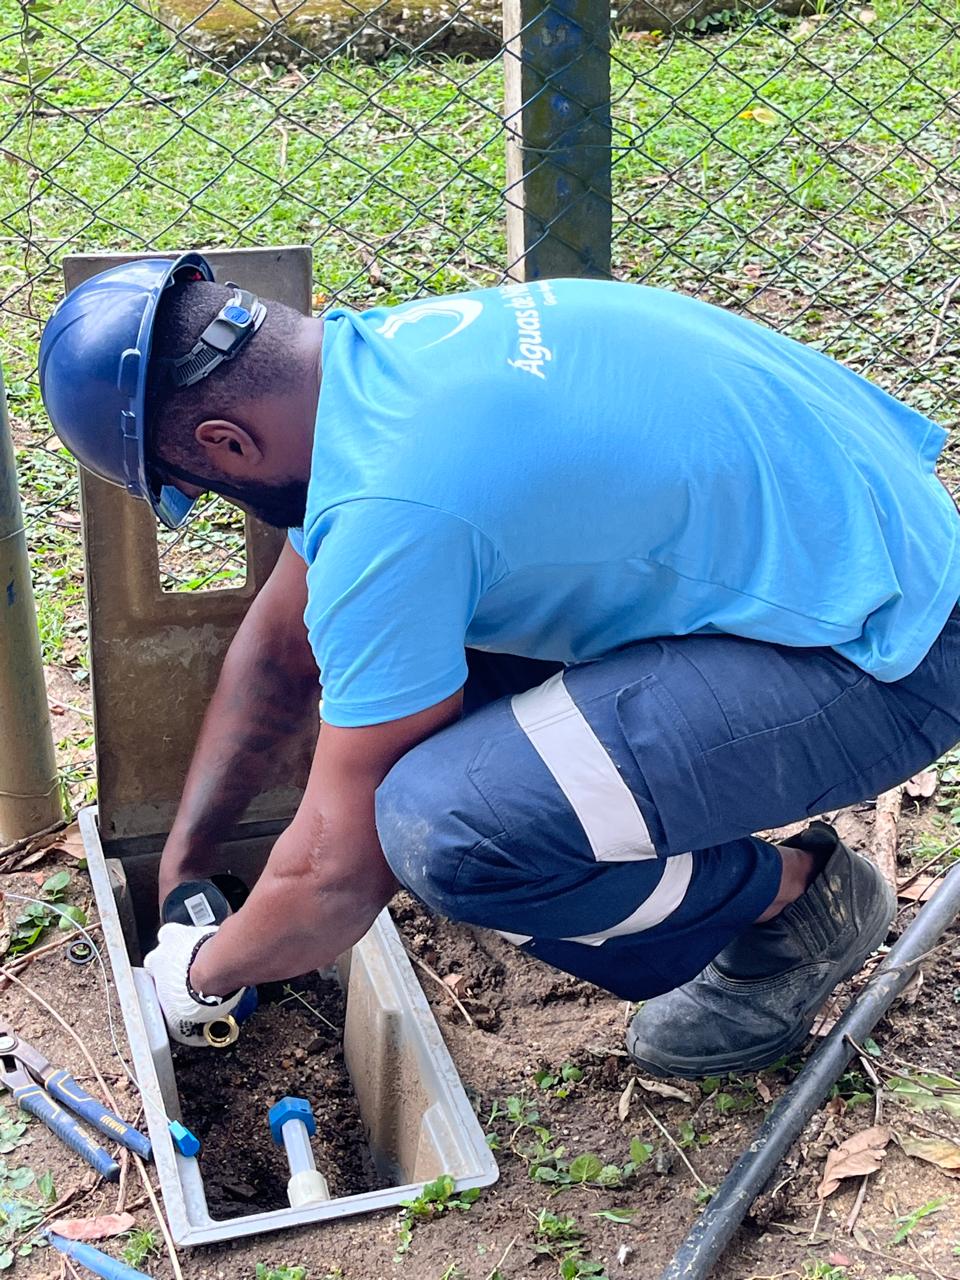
[157,284,267,390]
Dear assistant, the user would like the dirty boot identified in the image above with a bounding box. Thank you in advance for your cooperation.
[625,823,895,1078]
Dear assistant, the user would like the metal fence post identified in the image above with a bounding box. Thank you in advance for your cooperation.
[503,0,612,280]
[0,364,62,844]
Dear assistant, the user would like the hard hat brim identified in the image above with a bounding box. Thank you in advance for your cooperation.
[134,251,216,529]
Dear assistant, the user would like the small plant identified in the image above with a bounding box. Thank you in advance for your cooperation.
[0,1189,46,1270]
[801,1263,848,1279]
[528,1137,652,1189]
[532,1211,609,1279]
[395,1174,480,1259]
[891,1198,946,1245]
[254,1266,306,1280]
[122,1229,159,1268]
[532,1063,584,1099]
[5,871,86,958]
[677,1119,713,1149]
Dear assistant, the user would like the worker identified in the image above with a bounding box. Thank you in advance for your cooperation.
[39,254,960,1076]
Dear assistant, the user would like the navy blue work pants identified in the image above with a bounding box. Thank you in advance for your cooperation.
[375,609,960,1000]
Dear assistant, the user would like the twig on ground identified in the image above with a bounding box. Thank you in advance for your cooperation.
[641,1103,711,1192]
[403,945,475,1026]
[3,968,184,1280]
[485,1232,519,1279]
[808,1200,824,1244]
[0,923,102,990]
[851,1233,960,1280]
[115,1147,130,1215]
[910,1236,949,1280]
[897,842,960,894]
[845,1039,884,1235]
[34,93,179,118]
[279,984,339,1032]
[872,786,903,890]
[0,818,67,863]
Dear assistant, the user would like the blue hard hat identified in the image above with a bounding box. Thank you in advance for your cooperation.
[39,252,215,529]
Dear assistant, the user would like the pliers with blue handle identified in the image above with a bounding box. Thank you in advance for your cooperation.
[0,1021,151,1182]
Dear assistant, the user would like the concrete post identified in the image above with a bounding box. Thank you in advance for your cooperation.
[503,0,612,280]
[0,364,62,844]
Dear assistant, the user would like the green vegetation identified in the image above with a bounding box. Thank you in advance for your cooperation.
[3,870,86,957]
[254,1265,306,1280]
[890,1197,947,1246]
[394,1174,481,1259]
[486,1095,653,1189]
[532,1211,609,1280]
[122,1229,160,1268]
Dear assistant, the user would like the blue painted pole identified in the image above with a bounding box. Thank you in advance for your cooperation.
[0,361,62,845]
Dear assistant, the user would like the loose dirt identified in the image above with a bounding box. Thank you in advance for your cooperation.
[2,795,960,1280]
[174,972,385,1219]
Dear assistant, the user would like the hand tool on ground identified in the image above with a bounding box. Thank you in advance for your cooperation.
[0,1021,151,1180]
[268,1096,330,1207]
[159,877,257,1049]
[46,1231,154,1280]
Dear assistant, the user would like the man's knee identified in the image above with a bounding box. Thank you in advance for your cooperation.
[375,716,502,914]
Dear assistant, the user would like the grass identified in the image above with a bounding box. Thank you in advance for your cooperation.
[1,0,958,808]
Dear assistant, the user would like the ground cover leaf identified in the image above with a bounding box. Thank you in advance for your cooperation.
[49,1212,135,1241]
[885,1073,960,1118]
[817,1125,891,1198]
[896,1132,960,1177]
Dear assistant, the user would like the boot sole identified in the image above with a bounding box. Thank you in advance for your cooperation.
[626,874,896,1080]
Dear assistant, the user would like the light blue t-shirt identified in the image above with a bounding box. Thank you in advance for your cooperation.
[290,279,959,727]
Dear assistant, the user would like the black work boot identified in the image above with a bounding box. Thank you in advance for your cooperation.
[626,823,895,1078]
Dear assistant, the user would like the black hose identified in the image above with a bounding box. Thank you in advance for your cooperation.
[659,858,960,1280]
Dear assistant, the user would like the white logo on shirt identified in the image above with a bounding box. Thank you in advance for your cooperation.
[376,298,483,347]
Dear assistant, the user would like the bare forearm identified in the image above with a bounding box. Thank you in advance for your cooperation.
[189,816,396,992]
[169,642,317,858]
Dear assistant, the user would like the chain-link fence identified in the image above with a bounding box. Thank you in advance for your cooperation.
[2,0,959,806]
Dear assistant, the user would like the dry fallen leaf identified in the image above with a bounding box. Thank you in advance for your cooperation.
[47,821,87,862]
[442,972,467,998]
[858,6,877,21]
[897,1131,960,1176]
[49,1212,136,1241]
[828,1253,853,1268]
[897,874,941,904]
[905,768,938,798]
[739,106,778,125]
[899,968,924,1006]
[756,1076,773,1104]
[634,1077,693,1103]
[618,1075,636,1121]
[818,1125,892,1198]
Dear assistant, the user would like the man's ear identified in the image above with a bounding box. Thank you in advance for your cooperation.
[195,419,263,474]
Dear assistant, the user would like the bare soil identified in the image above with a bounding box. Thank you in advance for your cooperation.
[2,795,960,1280]
[173,972,385,1219]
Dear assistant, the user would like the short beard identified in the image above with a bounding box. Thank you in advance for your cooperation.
[209,477,309,530]
[156,458,309,530]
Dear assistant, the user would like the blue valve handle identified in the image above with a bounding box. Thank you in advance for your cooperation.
[44,1069,152,1160]
[13,1083,120,1182]
[47,1232,154,1280]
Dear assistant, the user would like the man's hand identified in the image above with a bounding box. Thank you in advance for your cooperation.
[188,693,464,995]
[143,923,246,1047]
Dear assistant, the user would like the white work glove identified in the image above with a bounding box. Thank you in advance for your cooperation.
[144,923,245,1048]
